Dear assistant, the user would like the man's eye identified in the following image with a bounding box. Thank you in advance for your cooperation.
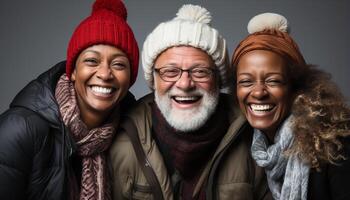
[162,69,179,77]
[192,69,210,77]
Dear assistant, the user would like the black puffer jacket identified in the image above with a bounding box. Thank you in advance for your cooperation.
[0,61,73,200]
[308,137,350,200]
[0,61,135,200]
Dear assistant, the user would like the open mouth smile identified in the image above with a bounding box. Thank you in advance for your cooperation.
[172,96,202,104]
[249,103,275,114]
[90,85,116,95]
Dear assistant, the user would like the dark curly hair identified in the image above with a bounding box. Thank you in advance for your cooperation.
[288,65,350,170]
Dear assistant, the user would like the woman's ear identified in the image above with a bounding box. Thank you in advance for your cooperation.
[71,69,76,82]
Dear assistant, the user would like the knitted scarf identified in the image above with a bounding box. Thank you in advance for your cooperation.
[151,100,229,200]
[251,116,310,200]
[55,74,117,200]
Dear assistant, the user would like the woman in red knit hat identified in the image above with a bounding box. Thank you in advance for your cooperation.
[0,0,139,200]
[232,13,350,200]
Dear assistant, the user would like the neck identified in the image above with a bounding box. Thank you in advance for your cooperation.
[78,106,113,129]
[261,116,292,144]
[264,130,276,144]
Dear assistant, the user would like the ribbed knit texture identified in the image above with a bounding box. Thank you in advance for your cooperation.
[141,4,228,89]
[66,0,139,86]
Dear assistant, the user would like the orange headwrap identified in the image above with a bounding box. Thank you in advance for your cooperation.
[232,29,305,68]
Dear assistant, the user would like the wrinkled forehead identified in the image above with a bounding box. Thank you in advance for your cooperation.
[154,46,215,68]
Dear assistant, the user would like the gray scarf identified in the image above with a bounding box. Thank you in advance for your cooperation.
[251,116,310,200]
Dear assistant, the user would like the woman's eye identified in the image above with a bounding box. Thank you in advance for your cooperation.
[84,58,98,65]
[111,62,127,70]
[265,79,284,86]
[238,80,253,87]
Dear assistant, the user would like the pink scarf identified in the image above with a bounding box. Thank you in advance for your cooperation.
[55,74,118,200]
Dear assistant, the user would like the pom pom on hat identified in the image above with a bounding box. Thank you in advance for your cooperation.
[174,4,211,24]
[92,0,127,20]
[66,0,139,87]
[142,4,228,89]
[232,12,306,73]
[247,12,288,34]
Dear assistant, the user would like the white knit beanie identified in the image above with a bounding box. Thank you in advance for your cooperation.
[142,4,229,89]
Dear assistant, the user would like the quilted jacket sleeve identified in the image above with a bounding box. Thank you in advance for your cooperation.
[0,108,43,200]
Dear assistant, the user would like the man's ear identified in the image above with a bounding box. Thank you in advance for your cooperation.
[151,72,156,90]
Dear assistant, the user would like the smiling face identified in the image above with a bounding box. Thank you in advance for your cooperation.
[236,50,293,140]
[71,44,130,128]
[153,46,219,132]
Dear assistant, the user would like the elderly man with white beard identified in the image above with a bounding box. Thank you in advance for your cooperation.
[109,4,272,200]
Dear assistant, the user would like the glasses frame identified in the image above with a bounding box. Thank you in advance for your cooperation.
[153,66,217,83]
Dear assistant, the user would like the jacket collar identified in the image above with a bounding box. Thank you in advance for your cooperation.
[10,61,66,129]
[129,93,247,197]
[194,98,246,195]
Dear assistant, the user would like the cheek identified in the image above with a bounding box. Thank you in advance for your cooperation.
[197,82,214,93]
[154,77,173,95]
[236,88,248,111]
[275,88,290,103]
[115,71,131,88]
[72,66,92,83]
[274,88,293,114]
[73,78,87,104]
[197,77,218,92]
[73,72,85,91]
[236,87,247,102]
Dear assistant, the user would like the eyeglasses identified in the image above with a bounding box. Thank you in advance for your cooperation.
[153,66,216,82]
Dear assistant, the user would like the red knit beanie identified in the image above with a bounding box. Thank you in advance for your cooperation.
[66,0,139,86]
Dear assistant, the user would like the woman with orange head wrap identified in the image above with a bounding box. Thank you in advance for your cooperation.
[232,13,350,200]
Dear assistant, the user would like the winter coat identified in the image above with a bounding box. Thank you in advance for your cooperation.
[0,61,134,200]
[307,137,350,200]
[0,61,71,200]
[109,93,272,200]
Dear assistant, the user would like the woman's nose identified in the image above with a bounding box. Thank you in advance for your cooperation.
[251,83,268,99]
[96,63,113,80]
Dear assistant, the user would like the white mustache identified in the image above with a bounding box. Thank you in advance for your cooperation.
[167,88,204,97]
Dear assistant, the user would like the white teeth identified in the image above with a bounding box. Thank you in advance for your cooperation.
[250,104,274,111]
[174,96,198,101]
[91,86,113,94]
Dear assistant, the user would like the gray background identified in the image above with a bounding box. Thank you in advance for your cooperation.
[0,0,349,113]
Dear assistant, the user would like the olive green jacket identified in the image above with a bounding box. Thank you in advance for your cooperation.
[110,93,272,200]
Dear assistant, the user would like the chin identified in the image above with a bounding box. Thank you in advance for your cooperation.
[89,101,118,113]
[155,89,219,132]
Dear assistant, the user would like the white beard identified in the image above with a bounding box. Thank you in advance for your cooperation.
[154,87,219,132]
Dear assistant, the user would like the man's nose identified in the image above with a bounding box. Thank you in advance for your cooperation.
[174,71,195,90]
